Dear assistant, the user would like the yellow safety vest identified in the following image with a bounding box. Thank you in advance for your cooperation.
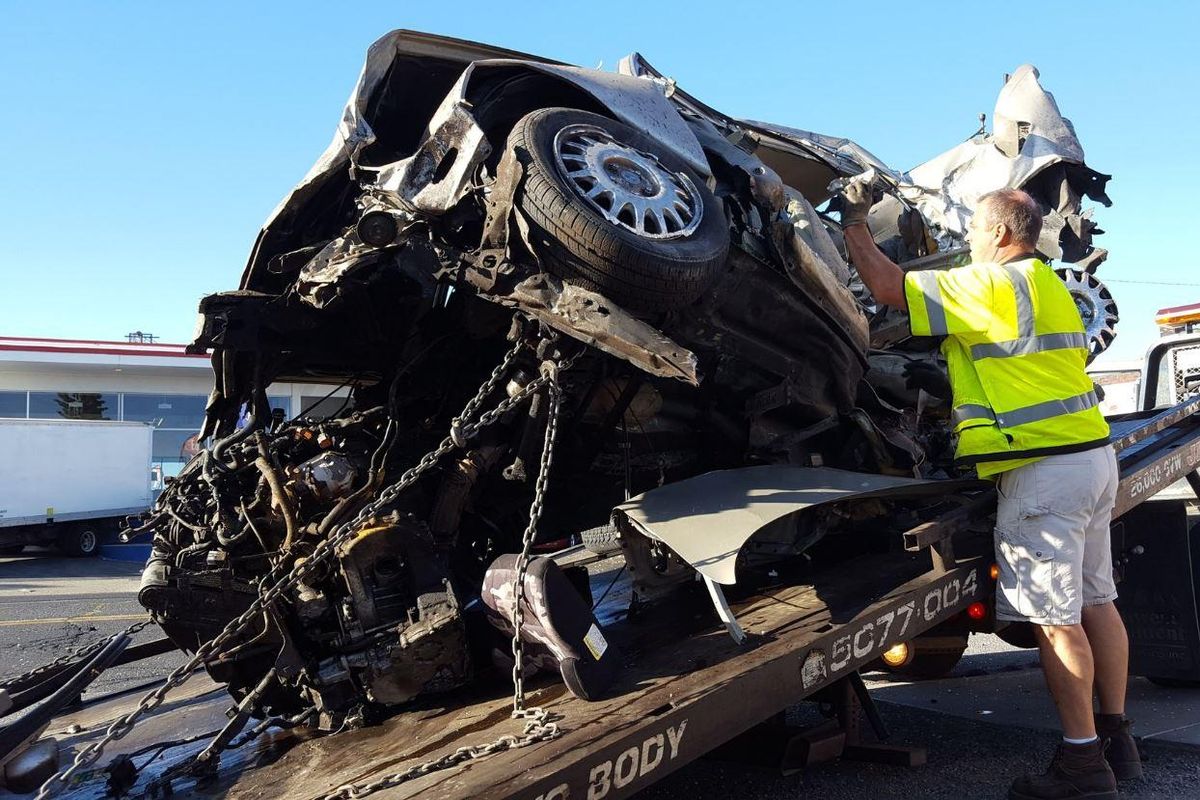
[903,256,1109,478]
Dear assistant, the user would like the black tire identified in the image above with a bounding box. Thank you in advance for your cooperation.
[1147,676,1200,688]
[507,107,729,312]
[580,524,622,556]
[892,647,966,680]
[59,525,100,558]
[995,621,1039,649]
[0,544,23,556]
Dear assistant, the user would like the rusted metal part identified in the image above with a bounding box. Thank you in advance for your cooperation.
[494,275,700,385]
[902,491,996,553]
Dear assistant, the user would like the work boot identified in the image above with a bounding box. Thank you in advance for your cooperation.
[1095,713,1143,781]
[1008,740,1117,800]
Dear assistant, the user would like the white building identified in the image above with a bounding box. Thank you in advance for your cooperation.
[0,336,348,486]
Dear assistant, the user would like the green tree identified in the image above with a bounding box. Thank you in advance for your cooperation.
[54,393,111,420]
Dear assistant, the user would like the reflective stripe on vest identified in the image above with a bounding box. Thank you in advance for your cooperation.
[950,389,1099,428]
[994,390,1099,428]
[1002,264,1035,338]
[971,331,1089,360]
[913,271,949,335]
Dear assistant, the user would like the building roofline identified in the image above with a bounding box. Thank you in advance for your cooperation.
[0,335,208,360]
[1155,301,1200,316]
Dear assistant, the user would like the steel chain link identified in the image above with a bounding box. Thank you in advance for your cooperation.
[1,619,152,693]
[34,337,561,799]
[321,359,567,800]
[511,366,563,713]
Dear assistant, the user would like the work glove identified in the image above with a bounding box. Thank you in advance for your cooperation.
[839,176,875,229]
[903,360,952,401]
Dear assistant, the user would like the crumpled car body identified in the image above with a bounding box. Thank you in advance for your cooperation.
[140,30,1115,725]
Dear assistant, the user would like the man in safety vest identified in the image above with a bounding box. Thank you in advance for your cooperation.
[840,183,1138,800]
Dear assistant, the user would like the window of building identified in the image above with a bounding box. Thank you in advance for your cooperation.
[0,391,26,418]
[121,394,208,484]
[28,392,116,420]
[153,429,201,463]
[122,394,208,429]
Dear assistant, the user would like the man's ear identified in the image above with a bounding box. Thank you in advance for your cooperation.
[994,223,1012,247]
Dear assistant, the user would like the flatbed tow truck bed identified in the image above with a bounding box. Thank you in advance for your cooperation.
[50,546,988,800]
[21,396,1200,800]
[225,550,987,800]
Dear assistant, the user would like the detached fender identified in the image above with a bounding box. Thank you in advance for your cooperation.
[613,466,985,585]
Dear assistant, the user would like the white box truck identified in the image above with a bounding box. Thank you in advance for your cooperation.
[0,419,154,557]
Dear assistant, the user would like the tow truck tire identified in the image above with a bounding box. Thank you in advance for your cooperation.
[995,621,1039,649]
[508,107,729,312]
[1147,676,1200,688]
[893,647,967,680]
[58,525,101,558]
[0,545,23,556]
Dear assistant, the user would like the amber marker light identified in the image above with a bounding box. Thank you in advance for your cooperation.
[989,563,1000,581]
[881,642,912,668]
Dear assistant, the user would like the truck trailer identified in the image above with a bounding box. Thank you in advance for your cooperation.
[0,419,153,557]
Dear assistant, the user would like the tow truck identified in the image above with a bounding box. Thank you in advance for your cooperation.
[5,336,1200,800]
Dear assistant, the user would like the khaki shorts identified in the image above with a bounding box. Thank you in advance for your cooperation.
[993,445,1118,626]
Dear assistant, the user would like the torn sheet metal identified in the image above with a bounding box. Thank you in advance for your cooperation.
[900,65,1111,259]
[456,59,709,179]
[372,97,492,215]
[614,466,984,585]
[495,274,700,385]
[744,121,904,198]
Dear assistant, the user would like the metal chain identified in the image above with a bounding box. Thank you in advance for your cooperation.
[1,619,152,692]
[35,338,549,799]
[512,366,563,713]
[322,360,567,800]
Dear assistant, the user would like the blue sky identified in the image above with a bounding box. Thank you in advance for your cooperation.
[1,1,1197,364]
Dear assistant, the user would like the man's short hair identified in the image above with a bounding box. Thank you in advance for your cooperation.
[977,188,1043,247]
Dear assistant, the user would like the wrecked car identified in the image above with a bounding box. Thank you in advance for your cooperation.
[134,30,1116,728]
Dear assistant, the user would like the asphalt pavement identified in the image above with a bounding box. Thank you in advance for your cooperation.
[2,552,1198,799]
[0,549,175,697]
[641,636,1200,798]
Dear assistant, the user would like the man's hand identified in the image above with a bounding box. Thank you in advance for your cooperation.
[839,177,874,229]
[903,360,952,401]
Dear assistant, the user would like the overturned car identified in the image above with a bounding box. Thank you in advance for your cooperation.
[135,31,1115,728]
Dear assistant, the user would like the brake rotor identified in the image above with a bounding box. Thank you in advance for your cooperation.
[1057,268,1119,363]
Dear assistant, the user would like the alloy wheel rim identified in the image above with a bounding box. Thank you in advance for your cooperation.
[553,124,703,240]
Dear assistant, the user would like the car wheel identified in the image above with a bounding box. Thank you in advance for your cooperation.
[59,525,100,558]
[507,107,729,312]
[579,524,622,556]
